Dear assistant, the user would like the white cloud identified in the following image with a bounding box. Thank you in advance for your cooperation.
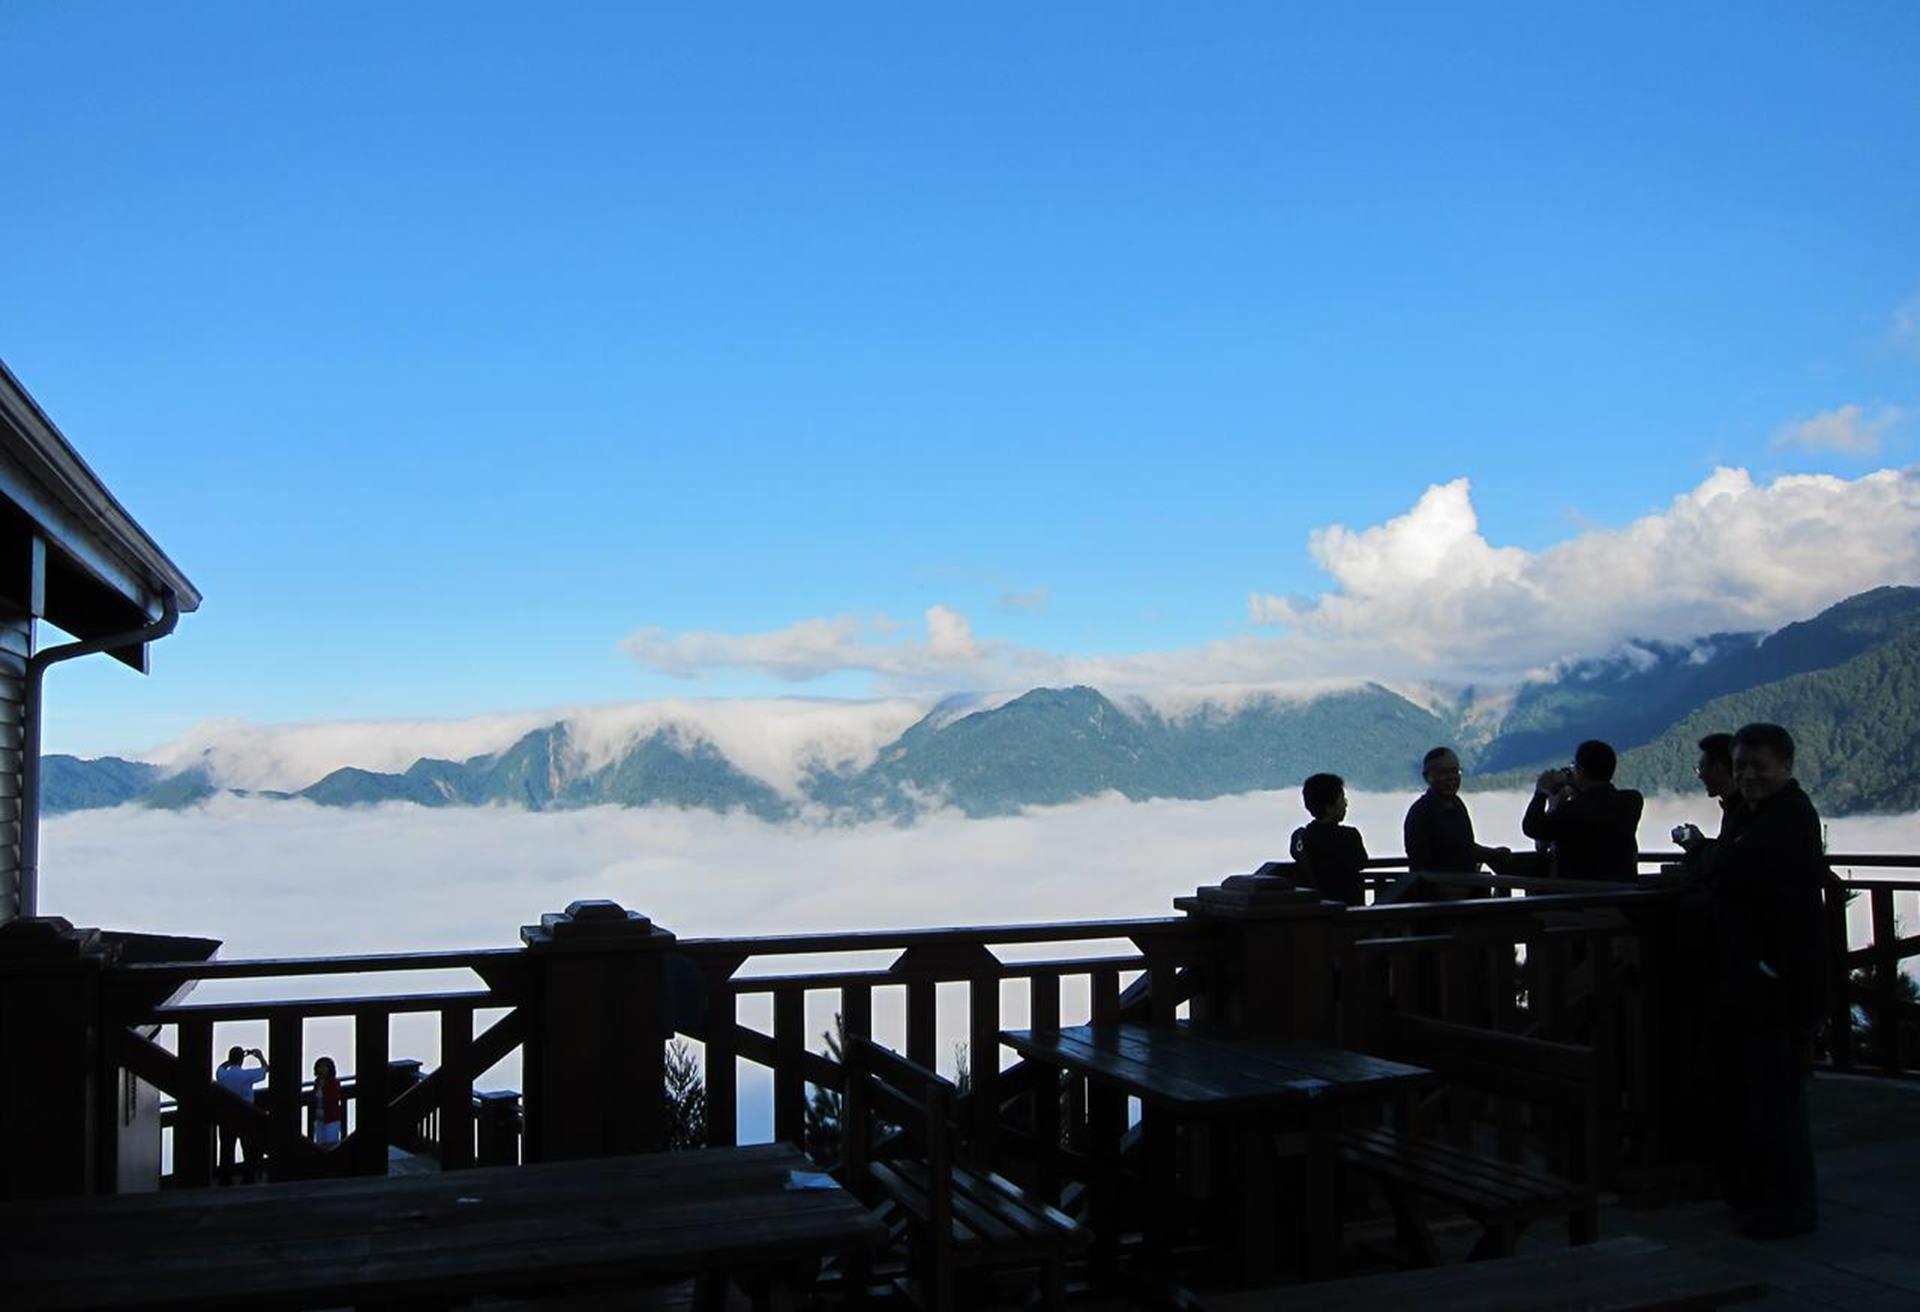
[995,586,1051,614]
[1893,294,1920,357]
[1248,466,1920,680]
[140,698,933,797]
[623,607,1014,685]
[145,713,556,791]
[1772,404,1905,455]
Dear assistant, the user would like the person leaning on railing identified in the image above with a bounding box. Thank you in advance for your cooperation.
[1290,772,1368,905]
[311,1056,346,1149]
[1403,746,1511,874]
[1673,732,1751,866]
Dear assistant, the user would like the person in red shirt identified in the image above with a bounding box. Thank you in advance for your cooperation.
[311,1056,347,1149]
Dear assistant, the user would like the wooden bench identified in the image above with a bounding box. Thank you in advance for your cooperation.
[1188,1235,1765,1310]
[840,1036,1089,1312]
[1342,1012,1598,1263]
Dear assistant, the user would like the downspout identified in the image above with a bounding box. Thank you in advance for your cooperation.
[19,591,180,919]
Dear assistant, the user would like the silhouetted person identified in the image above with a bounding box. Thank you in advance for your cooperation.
[1403,747,1509,874]
[214,1045,269,1183]
[1702,722,1825,1238]
[1522,739,1644,881]
[1675,732,1749,860]
[311,1056,346,1149]
[1290,772,1368,905]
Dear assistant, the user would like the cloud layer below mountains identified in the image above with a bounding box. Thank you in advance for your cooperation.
[627,465,1920,688]
[49,787,1913,964]
[50,789,1916,1139]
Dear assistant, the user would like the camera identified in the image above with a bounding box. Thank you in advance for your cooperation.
[1544,767,1576,791]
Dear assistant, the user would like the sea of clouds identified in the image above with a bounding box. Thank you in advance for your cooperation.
[45,789,1918,1142]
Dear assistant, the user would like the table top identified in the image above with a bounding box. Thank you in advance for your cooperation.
[1,1142,885,1311]
[998,1022,1432,1111]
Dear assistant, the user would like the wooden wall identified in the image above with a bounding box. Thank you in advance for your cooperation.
[0,613,27,922]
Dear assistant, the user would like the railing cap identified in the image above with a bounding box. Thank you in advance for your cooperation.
[521,899,676,952]
[0,916,114,970]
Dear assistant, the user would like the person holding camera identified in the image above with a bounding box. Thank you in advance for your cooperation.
[1673,732,1750,861]
[1521,739,1643,882]
[214,1045,270,1183]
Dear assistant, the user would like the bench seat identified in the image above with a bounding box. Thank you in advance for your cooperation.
[870,1159,1090,1266]
[1341,1125,1595,1227]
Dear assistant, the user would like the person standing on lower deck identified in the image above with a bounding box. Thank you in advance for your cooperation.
[214,1045,270,1183]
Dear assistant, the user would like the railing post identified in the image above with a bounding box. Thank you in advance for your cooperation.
[521,900,677,1161]
[266,1012,303,1176]
[388,1057,425,1151]
[1871,888,1902,1074]
[438,1010,474,1168]
[1175,866,1346,1040]
[352,1009,390,1177]
[1825,878,1854,1070]
[699,956,744,1147]
[0,917,115,1198]
[773,987,805,1149]
[474,1089,522,1165]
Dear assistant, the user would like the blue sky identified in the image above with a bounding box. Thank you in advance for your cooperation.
[5,2,1919,756]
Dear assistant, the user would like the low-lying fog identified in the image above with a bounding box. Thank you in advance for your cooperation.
[44,789,1917,1143]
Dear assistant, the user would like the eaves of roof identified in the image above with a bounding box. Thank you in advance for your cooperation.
[0,357,203,616]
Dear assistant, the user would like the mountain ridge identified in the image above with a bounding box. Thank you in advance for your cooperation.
[43,585,1920,820]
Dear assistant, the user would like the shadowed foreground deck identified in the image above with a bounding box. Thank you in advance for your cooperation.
[1578,1072,1920,1311]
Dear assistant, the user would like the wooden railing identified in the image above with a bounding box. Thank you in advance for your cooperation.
[670,918,1207,1162]
[104,948,528,1185]
[73,847,1917,1199]
[1824,855,1920,1075]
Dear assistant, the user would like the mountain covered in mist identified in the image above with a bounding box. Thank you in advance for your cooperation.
[42,586,1920,819]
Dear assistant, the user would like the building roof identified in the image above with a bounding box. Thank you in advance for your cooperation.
[0,358,201,660]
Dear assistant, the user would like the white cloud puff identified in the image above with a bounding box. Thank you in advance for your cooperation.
[140,698,933,797]
[623,607,1010,686]
[1893,294,1920,357]
[1773,405,1905,456]
[1252,466,1920,679]
[995,586,1051,614]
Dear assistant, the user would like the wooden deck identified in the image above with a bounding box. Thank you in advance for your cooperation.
[1575,1071,1920,1311]
[1,1142,884,1311]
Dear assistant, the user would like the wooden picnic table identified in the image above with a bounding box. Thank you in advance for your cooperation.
[999,1022,1432,1286]
[0,1142,884,1311]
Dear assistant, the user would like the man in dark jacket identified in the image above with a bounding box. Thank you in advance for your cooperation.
[1403,746,1509,874]
[1703,722,1827,1238]
[1290,772,1368,905]
[1521,739,1644,881]
[1676,732,1751,862]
